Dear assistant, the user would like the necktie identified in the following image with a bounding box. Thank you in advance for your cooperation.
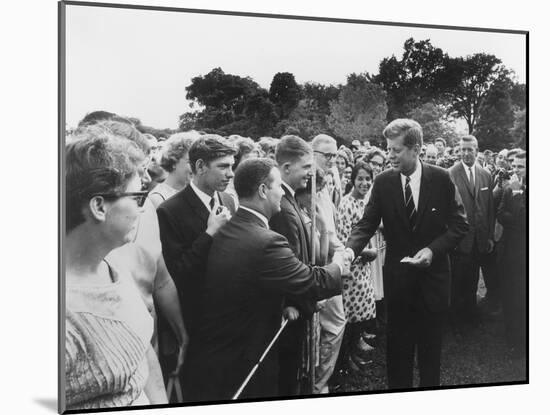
[468,167,475,194]
[404,176,417,229]
[209,196,216,211]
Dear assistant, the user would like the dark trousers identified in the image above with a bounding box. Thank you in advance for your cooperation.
[278,318,306,396]
[386,298,444,389]
[451,243,496,322]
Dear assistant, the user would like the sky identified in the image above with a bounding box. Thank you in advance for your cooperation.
[65,4,527,129]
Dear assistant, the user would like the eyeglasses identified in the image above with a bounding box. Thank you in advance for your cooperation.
[314,150,337,160]
[92,191,149,207]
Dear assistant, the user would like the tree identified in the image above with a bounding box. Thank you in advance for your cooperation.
[179,67,279,137]
[474,77,515,150]
[446,53,507,134]
[374,38,451,120]
[327,73,388,146]
[269,72,301,119]
[273,98,331,140]
[510,108,526,149]
[407,102,459,144]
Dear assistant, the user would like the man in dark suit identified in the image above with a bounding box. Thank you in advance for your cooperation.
[497,151,527,356]
[449,135,496,327]
[269,135,313,396]
[345,119,468,389]
[183,158,346,402]
[157,135,237,337]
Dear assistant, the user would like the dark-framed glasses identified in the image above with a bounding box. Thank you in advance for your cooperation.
[92,191,149,207]
[314,150,337,160]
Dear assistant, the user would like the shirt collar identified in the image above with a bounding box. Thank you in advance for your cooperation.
[240,206,270,229]
[281,180,295,198]
[400,159,422,182]
[190,181,218,211]
[461,160,475,176]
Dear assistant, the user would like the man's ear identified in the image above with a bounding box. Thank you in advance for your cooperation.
[282,162,291,174]
[88,196,108,223]
[195,159,206,175]
[258,183,268,200]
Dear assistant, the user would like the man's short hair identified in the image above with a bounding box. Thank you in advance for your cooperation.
[514,150,527,160]
[234,158,277,199]
[311,134,336,150]
[435,137,447,147]
[160,132,196,172]
[275,135,312,165]
[507,148,520,160]
[188,135,236,174]
[383,119,423,149]
[459,135,479,148]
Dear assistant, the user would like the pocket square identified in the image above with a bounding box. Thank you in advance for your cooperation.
[481,187,488,191]
[431,208,437,212]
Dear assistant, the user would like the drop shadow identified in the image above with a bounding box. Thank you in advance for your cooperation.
[34,398,57,413]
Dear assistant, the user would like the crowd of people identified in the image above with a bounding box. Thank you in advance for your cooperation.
[63,110,527,410]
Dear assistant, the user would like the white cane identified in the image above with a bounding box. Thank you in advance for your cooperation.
[231,318,289,400]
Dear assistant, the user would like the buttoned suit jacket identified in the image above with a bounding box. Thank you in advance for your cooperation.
[346,163,469,312]
[449,163,495,254]
[156,184,236,335]
[183,208,342,402]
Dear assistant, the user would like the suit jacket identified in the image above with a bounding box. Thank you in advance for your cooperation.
[449,163,495,254]
[156,185,236,335]
[497,185,526,278]
[346,163,468,312]
[183,208,342,402]
[269,185,316,315]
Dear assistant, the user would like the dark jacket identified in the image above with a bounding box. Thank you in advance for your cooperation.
[346,163,468,312]
[156,185,236,335]
[449,163,495,254]
[183,208,341,402]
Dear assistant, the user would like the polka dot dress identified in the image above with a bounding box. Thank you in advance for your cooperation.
[336,193,376,323]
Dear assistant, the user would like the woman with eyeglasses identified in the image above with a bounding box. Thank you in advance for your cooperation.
[64,127,168,410]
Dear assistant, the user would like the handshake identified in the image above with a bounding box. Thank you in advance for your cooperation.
[332,247,356,277]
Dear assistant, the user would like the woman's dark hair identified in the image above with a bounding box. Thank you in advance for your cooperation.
[350,161,373,185]
[66,126,144,232]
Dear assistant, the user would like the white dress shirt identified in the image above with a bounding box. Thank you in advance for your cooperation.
[190,181,219,212]
[239,206,270,229]
[400,159,422,208]
[461,160,476,187]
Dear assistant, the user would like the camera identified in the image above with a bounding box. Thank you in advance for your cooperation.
[497,168,512,182]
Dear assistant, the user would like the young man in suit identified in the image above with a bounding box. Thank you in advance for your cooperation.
[269,135,314,396]
[183,158,347,402]
[345,119,468,389]
[449,135,496,327]
[157,135,237,338]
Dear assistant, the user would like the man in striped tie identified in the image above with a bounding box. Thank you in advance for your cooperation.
[345,119,468,389]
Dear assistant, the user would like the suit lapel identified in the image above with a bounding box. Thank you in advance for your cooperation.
[391,170,410,230]
[283,187,311,262]
[473,164,483,198]
[185,185,210,226]
[458,164,474,198]
[415,162,433,228]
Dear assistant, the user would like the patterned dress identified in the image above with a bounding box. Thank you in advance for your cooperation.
[336,193,376,322]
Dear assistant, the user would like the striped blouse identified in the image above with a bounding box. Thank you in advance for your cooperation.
[65,262,153,410]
